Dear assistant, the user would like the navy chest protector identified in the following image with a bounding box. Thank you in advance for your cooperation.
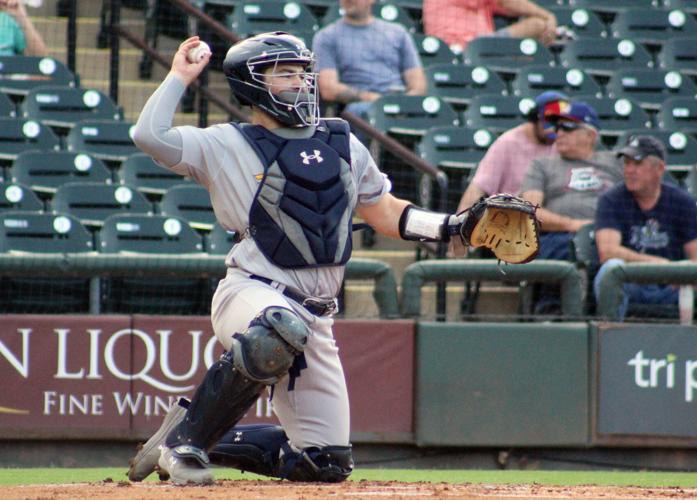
[237,120,355,269]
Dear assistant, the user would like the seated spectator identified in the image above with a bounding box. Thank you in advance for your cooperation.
[423,0,557,53]
[0,0,47,56]
[451,90,568,256]
[312,0,426,120]
[594,135,697,320]
[520,101,623,314]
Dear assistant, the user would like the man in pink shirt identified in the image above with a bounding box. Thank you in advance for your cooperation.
[451,90,568,256]
[423,0,557,53]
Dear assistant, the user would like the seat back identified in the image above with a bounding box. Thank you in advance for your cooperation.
[548,6,608,38]
[417,125,496,170]
[51,181,152,226]
[205,222,239,255]
[97,213,203,254]
[610,8,697,45]
[0,117,60,160]
[367,95,459,136]
[321,1,416,31]
[463,37,554,75]
[65,119,138,161]
[511,65,602,98]
[0,56,77,96]
[463,94,531,132]
[118,153,190,195]
[657,37,697,75]
[20,86,121,129]
[664,0,697,13]
[413,34,459,67]
[580,96,651,136]
[228,0,319,37]
[159,184,216,230]
[558,37,653,77]
[0,92,15,118]
[568,0,658,13]
[0,181,43,212]
[606,68,697,110]
[426,64,507,107]
[0,211,93,253]
[656,97,697,134]
[11,150,111,194]
[617,130,697,173]
[570,222,598,268]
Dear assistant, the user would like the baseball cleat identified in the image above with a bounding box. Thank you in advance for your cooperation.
[158,445,214,485]
[127,401,187,481]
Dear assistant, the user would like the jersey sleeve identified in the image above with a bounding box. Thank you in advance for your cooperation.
[350,134,391,206]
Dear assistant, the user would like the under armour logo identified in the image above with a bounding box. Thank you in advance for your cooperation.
[300,150,323,165]
[234,432,242,442]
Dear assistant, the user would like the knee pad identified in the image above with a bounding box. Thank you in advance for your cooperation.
[281,445,354,483]
[231,306,309,384]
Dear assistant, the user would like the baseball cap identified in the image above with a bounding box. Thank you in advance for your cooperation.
[546,101,600,130]
[616,135,667,162]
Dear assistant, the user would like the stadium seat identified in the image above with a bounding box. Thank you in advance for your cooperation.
[567,0,658,14]
[617,130,697,173]
[664,0,697,13]
[20,86,122,130]
[0,56,77,97]
[0,117,60,161]
[558,37,653,77]
[321,1,417,31]
[425,64,507,108]
[0,181,43,212]
[548,7,608,38]
[569,222,599,314]
[51,182,152,226]
[417,125,496,170]
[367,95,459,137]
[657,37,697,76]
[10,150,111,195]
[0,93,15,118]
[413,34,459,67]
[463,37,554,76]
[463,94,532,132]
[606,68,697,111]
[118,153,191,196]
[97,213,209,315]
[205,222,239,255]
[0,211,94,313]
[228,1,320,38]
[159,184,216,230]
[656,97,697,136]
[610,8,697,46]
[65,119,139,162]
[511,66,602,98]
[579,96,651,137]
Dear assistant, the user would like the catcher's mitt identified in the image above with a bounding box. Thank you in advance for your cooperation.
[460,194,540,264]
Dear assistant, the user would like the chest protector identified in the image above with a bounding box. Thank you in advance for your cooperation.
[237,119,355,269]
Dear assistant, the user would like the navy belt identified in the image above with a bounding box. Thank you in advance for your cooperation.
[249,274,337,316]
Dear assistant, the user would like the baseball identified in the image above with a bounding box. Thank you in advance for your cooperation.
[187,41,211,64]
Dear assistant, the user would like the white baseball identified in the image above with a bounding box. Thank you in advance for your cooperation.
[187,41,211,64]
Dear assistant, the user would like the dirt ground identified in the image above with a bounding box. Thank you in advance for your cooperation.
[3,480,697,499]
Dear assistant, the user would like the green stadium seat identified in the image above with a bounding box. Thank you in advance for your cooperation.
[412,34,459,67]
[463,94,531,133]
[656,97,697,136]
[0,117,60,161]
[417,125,496,170]
[205,222,239,255]
[11,151,111,195]
[664,0,697,13]
[97,213,209,315]
[463,37,554,76]
[606,68,697,111]
[20,86,122,131]
[548,6,608,38]
[0,211,94,313]
[0,92,15,118]
[367,94,459,137]
[426,63,507,108]
[576,96,651,137]
[511,65,602,98]
[229,1,320,38]
[657,37,697,76]
[610,8,697,46]
[321,1,417,31]
[567,0,658,14]
[0,56,77,96]
[118,153,191,196]
[65,119,139,162]
[0,181,43,212]
[51,181,152,226]
[558,37,653,77]
[159,184,216,231]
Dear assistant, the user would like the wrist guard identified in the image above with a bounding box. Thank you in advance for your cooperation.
[398,205,461,242]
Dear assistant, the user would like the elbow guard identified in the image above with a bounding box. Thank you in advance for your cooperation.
[398,205,458,242]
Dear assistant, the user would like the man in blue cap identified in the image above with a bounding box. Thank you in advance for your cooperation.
[520,100,624,315]
[452,90,568,255]
[594,135,697,320]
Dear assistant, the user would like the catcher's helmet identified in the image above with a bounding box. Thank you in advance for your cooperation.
[223,32,319,128]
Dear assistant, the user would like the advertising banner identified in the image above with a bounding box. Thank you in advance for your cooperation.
[0,315,414,441]
[598,324,697,438]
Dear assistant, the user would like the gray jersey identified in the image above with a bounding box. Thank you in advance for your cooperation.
[132,74,390,299]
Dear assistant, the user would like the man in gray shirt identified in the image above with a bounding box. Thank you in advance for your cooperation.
[312,0,426,118]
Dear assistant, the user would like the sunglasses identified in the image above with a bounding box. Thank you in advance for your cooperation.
[554,121,583,132]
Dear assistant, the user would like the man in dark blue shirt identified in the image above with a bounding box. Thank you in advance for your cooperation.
[594,135,697,319]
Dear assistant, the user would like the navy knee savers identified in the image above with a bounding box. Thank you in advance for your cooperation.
[237,119,355,269]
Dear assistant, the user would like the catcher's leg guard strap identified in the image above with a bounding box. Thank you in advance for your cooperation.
[165,306,308,451]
